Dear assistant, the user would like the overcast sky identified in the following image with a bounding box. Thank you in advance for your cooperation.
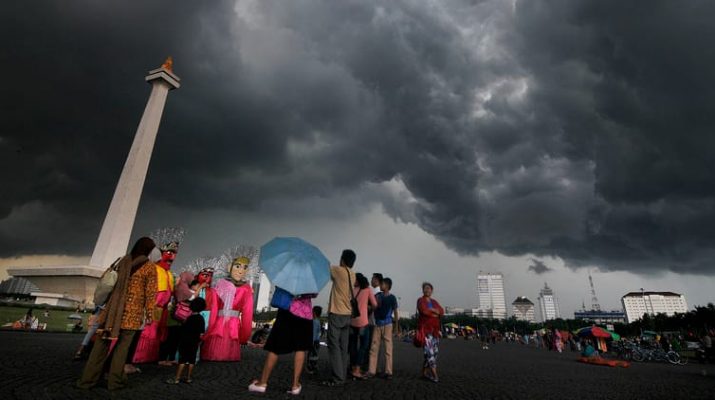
[2,1,715,317]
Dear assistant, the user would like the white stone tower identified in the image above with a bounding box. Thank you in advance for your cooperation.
[9,59,180,306]
[90,58,180,268]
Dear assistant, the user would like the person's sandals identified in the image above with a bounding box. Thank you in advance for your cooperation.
[286,385,302,395]
[248,381,267,393]
[165,378,180,384]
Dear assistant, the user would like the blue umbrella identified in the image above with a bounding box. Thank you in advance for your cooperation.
[259,237,331,295]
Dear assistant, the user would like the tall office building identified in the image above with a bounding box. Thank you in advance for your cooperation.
[251,272,273,314]
[537,282,561,322]
[512,296,536,322]
[622,291,688,324]
[477,272,507,320]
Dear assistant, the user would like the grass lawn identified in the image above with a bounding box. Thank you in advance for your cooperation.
[0,306,88,333]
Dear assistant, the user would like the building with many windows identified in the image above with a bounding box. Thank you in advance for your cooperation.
[537,283,560,322]
[477,272,507,320]
[621,291,688,324]
[511,296,536,322]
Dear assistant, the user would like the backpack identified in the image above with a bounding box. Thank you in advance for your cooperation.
[93,257,122,306]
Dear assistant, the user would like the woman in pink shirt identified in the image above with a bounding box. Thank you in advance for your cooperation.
[349,273,377,379]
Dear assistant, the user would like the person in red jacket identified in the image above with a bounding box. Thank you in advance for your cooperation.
[417,282,444,383]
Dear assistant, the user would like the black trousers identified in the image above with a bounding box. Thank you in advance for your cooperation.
[159,325,181,361]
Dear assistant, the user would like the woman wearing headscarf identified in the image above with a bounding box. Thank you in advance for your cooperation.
[76,237,158,391]
[417,282,444,383]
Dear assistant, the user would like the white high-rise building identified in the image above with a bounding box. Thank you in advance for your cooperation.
[251,272,273,314]
[512,296,536,322]
[537,283,561,322]
[477,272,507,320]
[622,291,688,324]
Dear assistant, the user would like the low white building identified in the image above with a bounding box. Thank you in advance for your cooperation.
[445,306,465,316]
[621,291,688,323]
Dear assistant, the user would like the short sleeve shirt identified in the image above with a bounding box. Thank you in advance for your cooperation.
[374,293,398,326]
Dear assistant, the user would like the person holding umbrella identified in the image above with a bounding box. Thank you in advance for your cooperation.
[248,237,332,395]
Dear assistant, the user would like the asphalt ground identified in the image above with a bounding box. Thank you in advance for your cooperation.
[1,331,713,400]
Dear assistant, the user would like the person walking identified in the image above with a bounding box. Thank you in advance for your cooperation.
[73,305,103,360]
[249,294,315,395]
[417,282,443,383]
[76,237,158,391]
[349,273,377,379]
[367,277,399,379]
[322,250,357,387]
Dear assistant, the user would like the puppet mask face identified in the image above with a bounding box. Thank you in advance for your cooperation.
[230,263,249,282]
[198,271,213,285]
[159,250,176,268]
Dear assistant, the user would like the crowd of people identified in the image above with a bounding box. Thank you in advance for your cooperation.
[71,234,447,395]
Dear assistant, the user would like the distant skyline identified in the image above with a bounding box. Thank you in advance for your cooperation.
[2,1,715,315]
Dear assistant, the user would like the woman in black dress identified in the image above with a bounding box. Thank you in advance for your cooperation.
[249,295,314,395]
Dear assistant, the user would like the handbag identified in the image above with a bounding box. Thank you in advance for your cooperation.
[413,327,426,348]
[270,286,294,310]
[92,257,122,306]
[347,268,360,318]
[173,301,191,322]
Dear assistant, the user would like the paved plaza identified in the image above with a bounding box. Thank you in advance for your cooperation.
[1,331,713,399]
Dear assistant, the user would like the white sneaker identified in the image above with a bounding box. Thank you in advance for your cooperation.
[248,381,266,393]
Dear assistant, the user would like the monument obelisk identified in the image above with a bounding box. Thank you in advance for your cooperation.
[9,59,180,306]
[90,58,181,268]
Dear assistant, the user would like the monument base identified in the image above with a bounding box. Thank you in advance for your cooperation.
[30,292,79,308]
[7,265,104,307]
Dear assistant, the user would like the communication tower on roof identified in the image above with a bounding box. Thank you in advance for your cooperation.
[588,273,601,311]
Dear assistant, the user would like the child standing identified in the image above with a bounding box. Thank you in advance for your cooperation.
[306,306,322,374]
[167,297,206,384]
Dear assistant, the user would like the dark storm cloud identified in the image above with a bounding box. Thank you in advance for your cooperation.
[527,259,552,275]
[2,0,715,275]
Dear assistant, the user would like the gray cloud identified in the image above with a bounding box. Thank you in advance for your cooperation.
[2,0,715,275]
[527,258,552,275]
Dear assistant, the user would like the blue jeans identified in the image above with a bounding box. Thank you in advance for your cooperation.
[81,307,103,346]
[349,326,370,368]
